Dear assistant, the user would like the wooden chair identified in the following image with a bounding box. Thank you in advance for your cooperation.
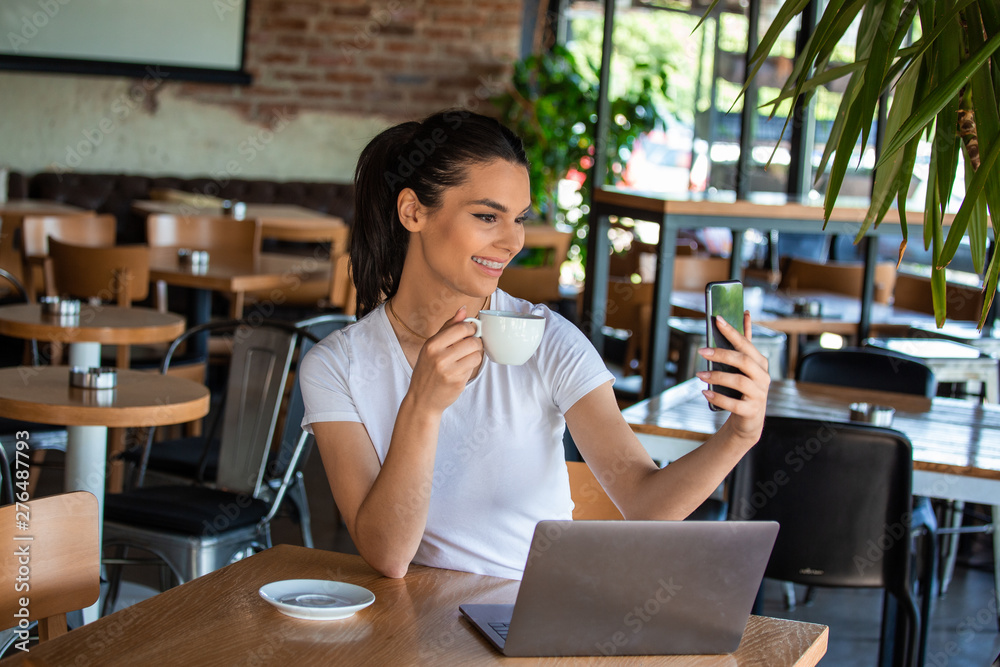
[605,279,655,387]
[672,255,731,291]
[567,460,623,520]
[20,214,117,299]
[0,214,23,291]
[47,238,150,368]
[145,214,261,258]
[780,257,897,304]
[498,228,572,304]
[893,272,983,321]
[146,213,261,314]
[327,251,357,315]
[608,239,702,282]
[0,491,100,642]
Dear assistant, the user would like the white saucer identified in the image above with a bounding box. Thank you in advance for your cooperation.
[258,579,375,620]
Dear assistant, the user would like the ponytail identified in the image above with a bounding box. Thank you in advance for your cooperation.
[350,110,528,318]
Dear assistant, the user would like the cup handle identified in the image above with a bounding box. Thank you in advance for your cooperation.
[463,317,482,338]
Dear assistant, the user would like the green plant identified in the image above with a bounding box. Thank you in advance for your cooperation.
[707,0,1000,325]
[491,44,662,268]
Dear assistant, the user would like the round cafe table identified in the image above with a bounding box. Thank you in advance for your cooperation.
[0,302,186,368]
[0,365,209,622]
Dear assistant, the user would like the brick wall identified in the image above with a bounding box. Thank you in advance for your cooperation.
[175,0,525,123]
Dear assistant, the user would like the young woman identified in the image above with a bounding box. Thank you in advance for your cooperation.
[299,110,770,580]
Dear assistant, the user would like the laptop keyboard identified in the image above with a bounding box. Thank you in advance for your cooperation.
[488,622,510,641]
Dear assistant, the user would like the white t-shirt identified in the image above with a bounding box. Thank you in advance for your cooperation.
[299,289,614,579]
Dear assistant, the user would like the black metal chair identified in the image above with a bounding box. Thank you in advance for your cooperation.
[796,346,938,397]
[729,416,936,667]
[101,318,319,614]
[122,313,353,547]
[798,344,995,628]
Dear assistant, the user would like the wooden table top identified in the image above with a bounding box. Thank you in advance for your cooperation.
[133,200,348,243]
[1,545,828,666]
[0,366,209,428]
[0,199,89,216]
[148,248,330,292]
[593,186,961,228]
[623,379,1000,482]
[0,303,185,345]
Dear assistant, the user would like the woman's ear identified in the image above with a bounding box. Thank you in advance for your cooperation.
[397,188,423,232]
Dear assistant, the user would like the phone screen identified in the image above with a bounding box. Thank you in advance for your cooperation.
[705,280,745,410]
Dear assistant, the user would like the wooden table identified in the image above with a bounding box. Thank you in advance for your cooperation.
[148,247,330,359]
[865,337,999,403]
[622,378,1000,614]
[585,187,973,397]
[0,302,189,487]
[909,321,1000,357]
[132,199,348,245]
[623,378,1000,499]
[0,545,828,665]
[0,365,209,621]
[0,303,185,366]
[149,247,330,317]
[0,200,90,285]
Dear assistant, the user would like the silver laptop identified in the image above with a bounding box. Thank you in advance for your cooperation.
[460,520,778,657]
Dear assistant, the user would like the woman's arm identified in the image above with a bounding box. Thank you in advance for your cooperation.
[312,309,483,578]
[567,312,770,520]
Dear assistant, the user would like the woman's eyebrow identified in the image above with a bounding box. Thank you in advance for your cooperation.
[466,198,533,216]
[466,198,509,212]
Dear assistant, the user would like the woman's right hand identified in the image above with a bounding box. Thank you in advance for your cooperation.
[407,306,484,415]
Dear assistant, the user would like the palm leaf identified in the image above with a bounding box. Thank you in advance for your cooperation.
[981,247,1000,329]
[857,59,922,240]
[940,138,1000,265]
[877,30,1000,167]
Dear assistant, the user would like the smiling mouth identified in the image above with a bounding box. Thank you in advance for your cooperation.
[473,257,504,270]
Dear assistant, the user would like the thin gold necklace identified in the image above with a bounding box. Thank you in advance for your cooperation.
[388,295,490,340]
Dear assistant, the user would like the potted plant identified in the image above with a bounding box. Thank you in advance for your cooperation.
[711,0,1000,325]
[491,44,662,270]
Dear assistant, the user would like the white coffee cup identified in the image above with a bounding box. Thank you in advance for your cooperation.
[464,310,545,365]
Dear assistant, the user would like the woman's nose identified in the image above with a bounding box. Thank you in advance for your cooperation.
[496,221,523,257]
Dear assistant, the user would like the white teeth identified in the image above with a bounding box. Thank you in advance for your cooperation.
[473,257,504,269]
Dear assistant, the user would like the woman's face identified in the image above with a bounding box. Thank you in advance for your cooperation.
[403,158,531,299]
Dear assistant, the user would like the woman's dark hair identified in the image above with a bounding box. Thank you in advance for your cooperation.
[351,109,529,318]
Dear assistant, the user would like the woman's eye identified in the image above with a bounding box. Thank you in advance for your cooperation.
[515,215,527,225]
[474,213,497,223]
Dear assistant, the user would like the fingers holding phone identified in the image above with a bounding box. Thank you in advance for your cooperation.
[699,281,770,421]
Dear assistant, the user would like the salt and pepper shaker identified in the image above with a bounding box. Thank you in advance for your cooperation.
[221,200,247,220]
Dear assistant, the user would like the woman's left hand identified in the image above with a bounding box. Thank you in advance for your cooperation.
[695,312,770,447]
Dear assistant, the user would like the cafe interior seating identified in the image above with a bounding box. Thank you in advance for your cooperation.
[729,416,936,667]
[127,314,353,548]
[101,319,318,611]
[0,491,99,644]
[145,214,262,258]
[566,460,624,521]
[145,213,263,314]
[8,170,355,246]
[47,238,151,368]
[795,347,938,397]
[497,228,572,305]
[893,272,983,322]
[779,257,898,304]
[0,267,65,471]
[19,214,117,299]
[605,279,654,387]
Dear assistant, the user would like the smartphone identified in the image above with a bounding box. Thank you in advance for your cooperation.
[705,280,745,410]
